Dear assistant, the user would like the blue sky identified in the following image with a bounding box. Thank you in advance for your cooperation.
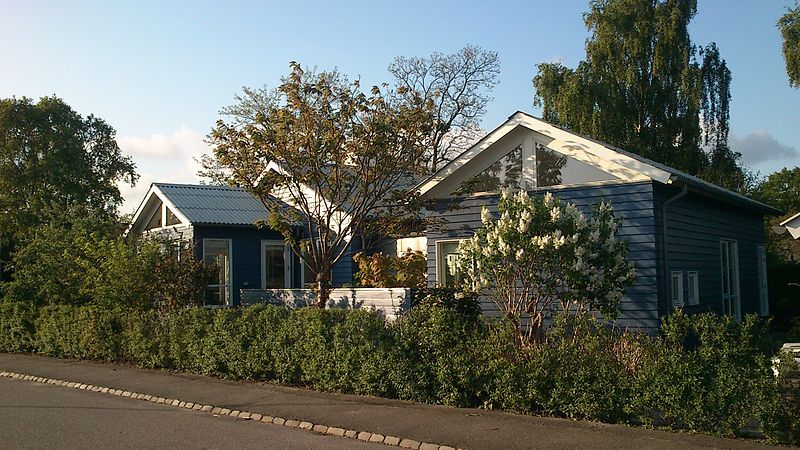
[1,0,798,213]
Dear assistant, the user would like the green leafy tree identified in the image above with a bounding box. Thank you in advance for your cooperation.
[779,3,800,88]
[532,0,747,192]
[390,45,500,172]
[206,63,433,306]
[3,209,215,310]
[0,96,137,278]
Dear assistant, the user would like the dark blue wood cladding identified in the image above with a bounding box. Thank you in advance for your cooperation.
[654,183,766,318]
[425,181,662,333]
[191,225,356,305]
[193,225,285,305]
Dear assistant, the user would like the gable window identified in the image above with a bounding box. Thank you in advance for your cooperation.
[670,271,684,309]
[203,239,232,306]
[757,244,769,316]
[720,239,741,320]
[535,143,619,187]
[687,271,699,306]
[458,145,522,194]
[262,240,291,289]
[436,240,462,288]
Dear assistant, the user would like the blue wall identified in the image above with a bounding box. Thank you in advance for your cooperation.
[655,184,766,317]
[192,225,356,305]
[426,181,662,333]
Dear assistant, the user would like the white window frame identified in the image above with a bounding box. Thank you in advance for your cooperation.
[203,238,233,306]
[687,271,699,306]
[757,244,769,316]
[261,240,292,289]
[720,239,741,321]
[670,271,684,309]
[435,239,462,287]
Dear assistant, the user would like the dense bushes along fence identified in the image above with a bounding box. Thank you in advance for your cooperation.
[0,301,797,444]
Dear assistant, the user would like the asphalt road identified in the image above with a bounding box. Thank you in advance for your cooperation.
[0,376,385,449]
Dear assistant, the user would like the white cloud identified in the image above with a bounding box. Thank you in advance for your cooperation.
[118,126,208,160]
[730,130,799,166]
[116,126,214,215]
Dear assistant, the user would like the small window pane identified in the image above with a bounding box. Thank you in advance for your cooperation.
[166,208,181,226]
[536,143,619,187]
[264,244,285,289]
[437,241,462,288]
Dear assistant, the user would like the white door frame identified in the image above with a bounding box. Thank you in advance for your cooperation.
[720,239,741,321]
[261,240,292,289]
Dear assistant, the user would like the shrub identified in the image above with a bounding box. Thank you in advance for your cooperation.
[760,352,800,444]
[410,288,482,322]
[0,301,37,352]
[353,250,427,289]
[629,311,774,436]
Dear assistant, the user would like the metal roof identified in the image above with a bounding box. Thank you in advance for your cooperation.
[154,183,275,226]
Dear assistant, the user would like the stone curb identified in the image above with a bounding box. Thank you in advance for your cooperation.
[0,370,462,450]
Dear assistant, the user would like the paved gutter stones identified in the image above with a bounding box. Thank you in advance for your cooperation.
[0,370,461,450]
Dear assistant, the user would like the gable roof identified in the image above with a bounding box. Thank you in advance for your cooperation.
[418,111,781,215]
[128,183,288,234]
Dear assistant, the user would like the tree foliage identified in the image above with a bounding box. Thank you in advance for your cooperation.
[779,3,800,88]
[206,63,433,306]
[390,45,500,172]
[455,190,635,344]
[0,96,137,247]
[353,250,427,289]
[532,0,748,192]
[2,210,216,311]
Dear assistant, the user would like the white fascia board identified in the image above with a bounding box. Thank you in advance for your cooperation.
[515,115,673,184]
[151,187,193,227]
[781,212,800,239]
[417,116,526,196]
[417,112,674,198]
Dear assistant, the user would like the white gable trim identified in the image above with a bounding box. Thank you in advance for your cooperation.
[417,112,673,198]
[127,184,192,235]
[781,211,800,239]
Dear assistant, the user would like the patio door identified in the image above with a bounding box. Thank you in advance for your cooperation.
[720,239,741,321]
[262,240,291,289]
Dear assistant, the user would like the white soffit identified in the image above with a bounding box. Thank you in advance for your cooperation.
[781,212,800,239]
[418,112,671,198]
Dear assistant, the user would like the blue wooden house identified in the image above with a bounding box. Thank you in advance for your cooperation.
[416,112,779,333]
[127,183,356,306]
[128,111,779,333]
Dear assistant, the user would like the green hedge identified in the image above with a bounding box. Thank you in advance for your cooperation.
[0,301,796,443]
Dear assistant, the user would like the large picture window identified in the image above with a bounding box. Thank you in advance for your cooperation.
[203,239,232,305]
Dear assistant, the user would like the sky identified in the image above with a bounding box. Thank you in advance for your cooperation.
[1,0,798,214]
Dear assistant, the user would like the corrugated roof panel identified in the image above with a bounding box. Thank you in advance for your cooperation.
[154,183,278,226]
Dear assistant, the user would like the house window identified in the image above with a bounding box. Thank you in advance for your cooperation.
[535,143,619,187]
[457,145,523,194]
[262,240,290,289]
[670,271,684,309]
[436,240,462,288]
[757,244,769,316]
[203,239,232,306]
[687,271,699,306]
[720,239,741,320]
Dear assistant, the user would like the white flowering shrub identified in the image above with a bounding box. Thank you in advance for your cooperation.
[455,190,636,342]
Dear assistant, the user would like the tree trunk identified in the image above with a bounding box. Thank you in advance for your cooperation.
[315,270,331,309]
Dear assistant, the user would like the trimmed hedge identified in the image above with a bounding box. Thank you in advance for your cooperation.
[0,301,796,443]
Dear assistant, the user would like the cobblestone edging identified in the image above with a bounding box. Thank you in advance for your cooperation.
[0,370,460,450]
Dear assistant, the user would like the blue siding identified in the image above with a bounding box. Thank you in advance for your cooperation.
[192,225,356,304]
[655,184,766,317]
[425,181,662,333]
[193,225,284,305]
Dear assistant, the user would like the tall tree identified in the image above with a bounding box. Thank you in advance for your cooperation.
[390,45,500,172]
[779,3,800,88]
[0,96,137,277]
[206,63,432,306]
[532,0,745,190]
